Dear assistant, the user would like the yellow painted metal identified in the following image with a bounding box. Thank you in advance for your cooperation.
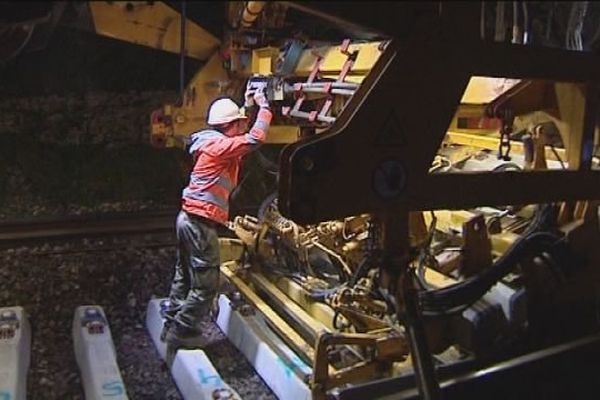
[170,52,231,140]
[554,83,586,168]
[249,272,331,337]
[220,261,319,366]
[423,267,457,288]
[425,210,471,232]
[153,38,384,145]
[241,1,267,28]
[322,74,365,83]
[460,77,521,104]
[273,277,337,331]
[218,238,245,263]
[294,41,384,78]
[265,125,300,143]
[425,210,518,256]
[165,52,306,144]
[173,117,300,146]
[89,1,220,60]
[491,231,521,254]
[454,104,489,119]
[312,329,407,399]
[445,130,567,163]
[251,47,280,75]
[248,41,383,79]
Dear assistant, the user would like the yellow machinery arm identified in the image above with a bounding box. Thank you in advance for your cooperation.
[72,2,591,156]
[150,40,386,147]
[87,1,220,60]
[14,3,597,398]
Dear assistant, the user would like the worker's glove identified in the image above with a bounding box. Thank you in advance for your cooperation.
[253,87,269,109]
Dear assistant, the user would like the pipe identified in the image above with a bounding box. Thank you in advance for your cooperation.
[240,1,266,29]
[402,274,441,400]
[522,1,529,44]
[179,0,186,100]
[512,1,520,44]
[480,1,485,40]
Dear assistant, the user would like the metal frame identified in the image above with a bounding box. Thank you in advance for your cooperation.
[279,39,600,223]
[335,332,600,400]
[277,2,600,399]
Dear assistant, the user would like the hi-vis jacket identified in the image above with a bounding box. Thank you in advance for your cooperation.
[182,107,272,225]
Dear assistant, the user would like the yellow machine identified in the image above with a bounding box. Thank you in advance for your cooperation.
[8,2,600,399]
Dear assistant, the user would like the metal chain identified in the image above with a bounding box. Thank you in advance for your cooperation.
[498,130,512,161]
[498,109,514,161]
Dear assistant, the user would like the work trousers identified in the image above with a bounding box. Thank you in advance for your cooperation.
[166,210,220,333]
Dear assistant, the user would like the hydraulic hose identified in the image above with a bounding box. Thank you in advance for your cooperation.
[419,231,564,313]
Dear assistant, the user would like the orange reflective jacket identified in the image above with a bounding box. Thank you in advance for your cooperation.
[182,108,272,224]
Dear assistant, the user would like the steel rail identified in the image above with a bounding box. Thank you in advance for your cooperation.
[0,210,179,244]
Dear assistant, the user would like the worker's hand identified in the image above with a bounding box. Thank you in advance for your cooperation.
[244,86,256,108]
[253,87,269,108]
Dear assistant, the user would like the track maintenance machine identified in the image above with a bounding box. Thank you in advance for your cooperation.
[4,2,600,399]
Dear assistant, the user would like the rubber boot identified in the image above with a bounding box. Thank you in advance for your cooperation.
[165,324,207,367]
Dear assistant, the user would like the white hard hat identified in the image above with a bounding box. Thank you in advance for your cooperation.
[207,98,247,125]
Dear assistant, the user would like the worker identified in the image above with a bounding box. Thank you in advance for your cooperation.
[161,86,272,356]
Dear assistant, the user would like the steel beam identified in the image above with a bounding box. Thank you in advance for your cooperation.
[279,38,600,225]
[88,2,220,60]
[220,262,325,370]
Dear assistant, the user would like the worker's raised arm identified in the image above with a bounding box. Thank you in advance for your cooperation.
[202,89,272,158]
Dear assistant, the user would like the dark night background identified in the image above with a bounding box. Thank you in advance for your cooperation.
[0,5,279,399]
[0,10,276,219]
[2,1,599,220]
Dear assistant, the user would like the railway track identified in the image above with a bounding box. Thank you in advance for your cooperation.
[0,207,248,247]
[0,210,178,245]
[0,212,276,400]
[0,303,247,400]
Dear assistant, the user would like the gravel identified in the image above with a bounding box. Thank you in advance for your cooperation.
[0,233,276,400]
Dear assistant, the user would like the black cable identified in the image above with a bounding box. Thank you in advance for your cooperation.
[348,256,370,287]
[257,192,278,222]
[419,231,564,313]
[521,203,559,237]
[333,311,349,330]
[255,149,279,175]
[415,211,438,290]
[422,303,471,317]
[422,233,561,312]
[493,162,522,172]
[539,251,566,283]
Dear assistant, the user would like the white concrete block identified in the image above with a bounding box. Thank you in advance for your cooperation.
[0,307,31,400]
[216,294,312,400]
[171,350,241,400]
[145,298,168,361]
[146,298,241,400]
[72,305,128,400]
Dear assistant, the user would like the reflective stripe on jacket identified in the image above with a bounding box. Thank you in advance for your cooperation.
[182,107,272,224]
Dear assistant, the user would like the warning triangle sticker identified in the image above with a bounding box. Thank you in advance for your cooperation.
[374,110,406,147]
